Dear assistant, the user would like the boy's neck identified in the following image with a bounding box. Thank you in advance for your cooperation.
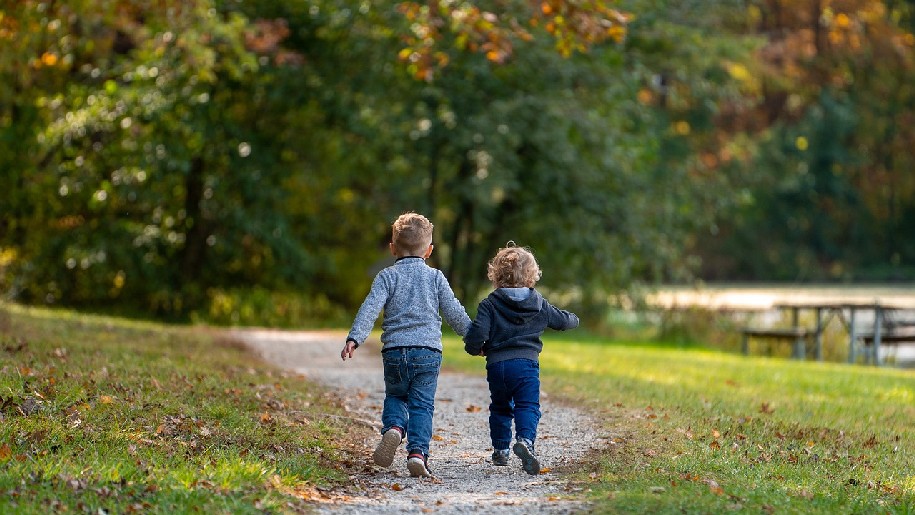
[395,255,424,262]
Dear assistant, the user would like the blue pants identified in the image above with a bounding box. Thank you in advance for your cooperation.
[486,358,541,450]
[380,347,441,457]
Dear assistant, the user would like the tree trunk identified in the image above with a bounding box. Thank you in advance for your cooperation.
[181,156,208,283]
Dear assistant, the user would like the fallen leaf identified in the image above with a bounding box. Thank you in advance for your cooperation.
[709,440,721,450]
[712,429,721,438]
[431,434,444,441]
[391,483,404,491]
[794,489,813,500]
[99,395,114,404]
[760,402,774,414]
[539,467,552,474]
[465,405,482,413]
[0,444,11,461]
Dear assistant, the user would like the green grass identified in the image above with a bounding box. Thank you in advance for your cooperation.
[0,304,361,514]
[443,333,915,514]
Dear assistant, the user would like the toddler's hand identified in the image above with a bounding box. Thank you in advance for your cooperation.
[341,340,357,361]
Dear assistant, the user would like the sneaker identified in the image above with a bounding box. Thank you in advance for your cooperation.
[512,438,541,475]
[406,453,433,478]
[492,448,510,466]
[373,427,403,467]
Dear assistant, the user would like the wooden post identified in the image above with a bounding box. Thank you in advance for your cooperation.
[873,304,883,366]
[742,332,749,355]
[814,307,823,361]
[848,308,857,364]
[792,307,804,359]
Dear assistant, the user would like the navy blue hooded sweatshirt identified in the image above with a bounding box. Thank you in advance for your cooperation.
[463,288,579,364]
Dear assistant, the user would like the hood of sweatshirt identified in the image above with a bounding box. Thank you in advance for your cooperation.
[489,288,543,325]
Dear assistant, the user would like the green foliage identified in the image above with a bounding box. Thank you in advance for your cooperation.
[3,0,915,324]
[0,304,360,513]
[195,288,348,328]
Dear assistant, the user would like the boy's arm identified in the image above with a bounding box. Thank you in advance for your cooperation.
[463,300,492,356]
[437,272,472,336]
[345,273,389,347]
[545,300,580,331]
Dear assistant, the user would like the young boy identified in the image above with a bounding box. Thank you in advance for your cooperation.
[463,243,579,475]
[341,212,471,478]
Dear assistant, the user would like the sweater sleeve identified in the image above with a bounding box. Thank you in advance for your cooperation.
[346,272,389,344]
[545,300,580,331]
[463,299,492,356]
[437,271,472,337]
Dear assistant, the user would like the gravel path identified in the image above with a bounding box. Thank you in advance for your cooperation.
[235,329,605,514]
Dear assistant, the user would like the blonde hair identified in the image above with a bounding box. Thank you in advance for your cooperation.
[391,212,433,257]
[487,243,541,288]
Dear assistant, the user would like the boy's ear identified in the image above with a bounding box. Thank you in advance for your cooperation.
[389,242,397,256]
[423,244,434,259]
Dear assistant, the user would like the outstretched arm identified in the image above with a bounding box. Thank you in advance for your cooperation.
[545,300,580,331]
[343,274,388,359]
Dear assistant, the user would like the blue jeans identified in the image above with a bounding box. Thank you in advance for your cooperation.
[486,358,541,450]
[381,347,441,456]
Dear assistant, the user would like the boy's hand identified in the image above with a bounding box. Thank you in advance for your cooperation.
[341,340,357,361]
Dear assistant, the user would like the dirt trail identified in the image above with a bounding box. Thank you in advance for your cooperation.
[235,329,608,514]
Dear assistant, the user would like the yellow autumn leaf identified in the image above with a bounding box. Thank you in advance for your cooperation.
[41,52,58,66]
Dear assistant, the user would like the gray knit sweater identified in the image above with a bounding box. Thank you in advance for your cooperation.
[346,257,471,351]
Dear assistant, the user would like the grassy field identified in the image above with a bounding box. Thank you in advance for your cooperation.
[3,302,913,513]
[443,333,915,514]
[0,305,364,513]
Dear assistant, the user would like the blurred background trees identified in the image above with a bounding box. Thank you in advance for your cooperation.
[1,0,913,325]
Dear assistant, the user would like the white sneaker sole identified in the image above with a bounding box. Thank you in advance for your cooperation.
[407,457,432,477]
[373,429,402,467]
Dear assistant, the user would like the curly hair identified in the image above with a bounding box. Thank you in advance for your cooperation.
[487,243,541,288]
[391,212,433,257]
